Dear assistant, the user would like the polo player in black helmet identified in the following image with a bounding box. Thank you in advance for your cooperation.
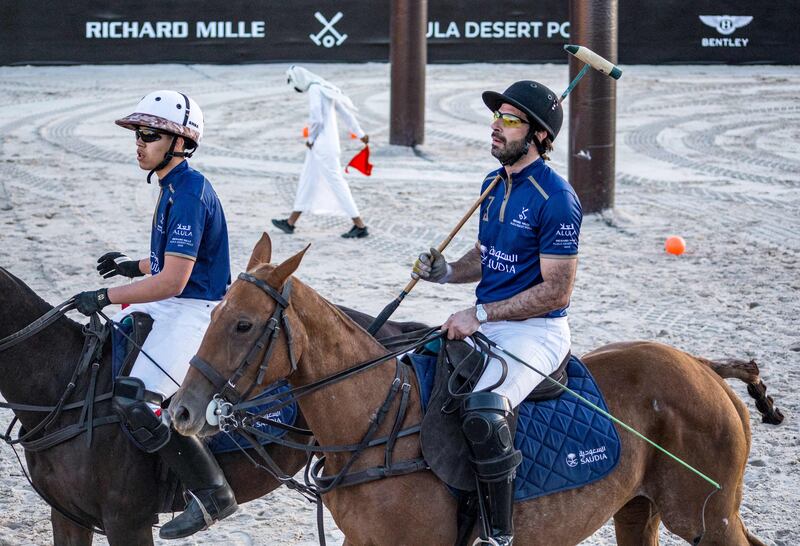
[413,81,583,545]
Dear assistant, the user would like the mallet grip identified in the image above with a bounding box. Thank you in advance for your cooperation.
[564,44,622,80]
[366,175,502,336]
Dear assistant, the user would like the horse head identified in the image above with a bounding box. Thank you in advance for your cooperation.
[169,233,310,437]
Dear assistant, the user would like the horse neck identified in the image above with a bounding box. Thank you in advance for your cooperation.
[291,283,403,448]
[0,269,87,414]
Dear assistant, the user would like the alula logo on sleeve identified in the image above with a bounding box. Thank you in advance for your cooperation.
[556,223,576,237]
[173,223,193,237]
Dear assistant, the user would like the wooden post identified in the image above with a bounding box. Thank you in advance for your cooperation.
[568,0,618,212]
[390,0,427,146]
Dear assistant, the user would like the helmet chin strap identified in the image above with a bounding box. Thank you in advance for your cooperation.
[146,135,196,184]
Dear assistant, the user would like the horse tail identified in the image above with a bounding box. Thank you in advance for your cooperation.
[694,356,784,425]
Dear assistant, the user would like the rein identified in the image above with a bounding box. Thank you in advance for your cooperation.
[0,297,76,352]
[190,270,444,545]
[0,313,115,451]
[0,298,118,536]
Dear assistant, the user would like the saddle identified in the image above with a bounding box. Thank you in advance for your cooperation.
[415,340,570,491]
[111,312,153,378]
[409,337,621,496]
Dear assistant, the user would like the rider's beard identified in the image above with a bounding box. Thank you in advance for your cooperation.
[491,132,528,165]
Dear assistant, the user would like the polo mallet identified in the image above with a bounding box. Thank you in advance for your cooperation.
[366,45,622,336]
[366,174,501,335]
[560,44,622,102]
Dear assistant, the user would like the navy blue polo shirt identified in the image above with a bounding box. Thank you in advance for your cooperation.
[150,160,231,301]
[476,158,582,318]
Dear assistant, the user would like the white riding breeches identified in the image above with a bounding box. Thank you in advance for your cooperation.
[114,297,218,401]
[472,316,571,408]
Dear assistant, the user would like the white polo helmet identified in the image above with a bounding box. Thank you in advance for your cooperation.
[116,90,204,147]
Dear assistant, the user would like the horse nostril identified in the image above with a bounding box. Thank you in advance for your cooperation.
[174,405,191,425]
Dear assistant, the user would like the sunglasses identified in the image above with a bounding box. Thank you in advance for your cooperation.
[134,128,164,143]
[493,111,528,128]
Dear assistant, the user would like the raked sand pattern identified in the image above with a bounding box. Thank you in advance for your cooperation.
[0,63,798,545]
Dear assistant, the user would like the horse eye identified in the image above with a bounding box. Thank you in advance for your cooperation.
[236,321,253,333]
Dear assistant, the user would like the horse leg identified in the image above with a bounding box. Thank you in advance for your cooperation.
[691,513,768,546]
[612,496,661,546]
[103,518,155,546]
[51,509,93,546]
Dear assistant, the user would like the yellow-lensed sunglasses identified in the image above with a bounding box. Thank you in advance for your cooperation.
[492,111,528,128]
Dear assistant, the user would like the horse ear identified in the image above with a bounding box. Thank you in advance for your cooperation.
[268,244,310,287]
[247,233,273,271]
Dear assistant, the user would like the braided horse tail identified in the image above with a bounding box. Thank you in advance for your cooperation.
[695,356,784,425]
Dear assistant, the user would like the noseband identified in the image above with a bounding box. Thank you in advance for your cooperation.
[189,272,297,406]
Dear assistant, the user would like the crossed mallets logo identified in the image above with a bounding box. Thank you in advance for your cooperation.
[310,11,348,48]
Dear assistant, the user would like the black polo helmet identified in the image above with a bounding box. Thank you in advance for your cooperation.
[482,80,563,141]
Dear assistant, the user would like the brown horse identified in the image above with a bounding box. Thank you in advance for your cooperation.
[0,263,423,546]
[170,234,781,545]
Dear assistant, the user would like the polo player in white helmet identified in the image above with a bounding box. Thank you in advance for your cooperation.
[72,90,237,539]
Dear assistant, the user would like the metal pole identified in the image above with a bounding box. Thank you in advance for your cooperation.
[568,0,618,212]
[390,0,427,146]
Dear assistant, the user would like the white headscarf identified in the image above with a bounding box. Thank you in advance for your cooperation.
[286,65,358,113]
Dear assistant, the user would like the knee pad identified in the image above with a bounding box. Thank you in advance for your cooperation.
[112,377,170,453]
[461,392,521,482]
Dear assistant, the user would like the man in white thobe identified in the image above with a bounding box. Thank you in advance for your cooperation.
[272,66,370,238]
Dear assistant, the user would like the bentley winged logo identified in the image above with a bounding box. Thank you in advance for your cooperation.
[699,15,753,36]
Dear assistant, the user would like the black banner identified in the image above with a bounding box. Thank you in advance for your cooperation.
[0,1,798,65]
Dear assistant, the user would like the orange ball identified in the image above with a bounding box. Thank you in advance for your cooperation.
[665,236,686,255]
[302,126,309,138]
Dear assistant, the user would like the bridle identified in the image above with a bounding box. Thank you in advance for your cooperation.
[189,272,297,407]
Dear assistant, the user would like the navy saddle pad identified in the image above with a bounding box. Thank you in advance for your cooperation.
[111,315,298,454]
[409,353,621,502]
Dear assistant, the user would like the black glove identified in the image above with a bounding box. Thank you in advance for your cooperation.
[411,248,451,283]
[97,252,144,279]
[73,289,111,316]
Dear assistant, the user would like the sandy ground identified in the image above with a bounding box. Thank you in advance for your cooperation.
[0,62,798,545]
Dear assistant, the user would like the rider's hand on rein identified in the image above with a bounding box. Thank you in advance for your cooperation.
[73,289,111,316]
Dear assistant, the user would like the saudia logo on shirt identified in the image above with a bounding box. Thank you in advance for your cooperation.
[480,244,518,274]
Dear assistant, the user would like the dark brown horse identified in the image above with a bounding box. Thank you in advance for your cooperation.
[170,234,782,546]
[0,264,423,546]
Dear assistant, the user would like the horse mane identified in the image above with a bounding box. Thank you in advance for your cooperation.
[251,262,383,342]
[0,266,82,331]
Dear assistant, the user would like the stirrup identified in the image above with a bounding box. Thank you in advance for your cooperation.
[472,537,512,546]
[186,490,214,529]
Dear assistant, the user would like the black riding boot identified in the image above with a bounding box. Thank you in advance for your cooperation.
[461,392,521,546]
[157,431,238,539]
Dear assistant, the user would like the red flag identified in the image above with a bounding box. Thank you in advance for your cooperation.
[345,145,373,176]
